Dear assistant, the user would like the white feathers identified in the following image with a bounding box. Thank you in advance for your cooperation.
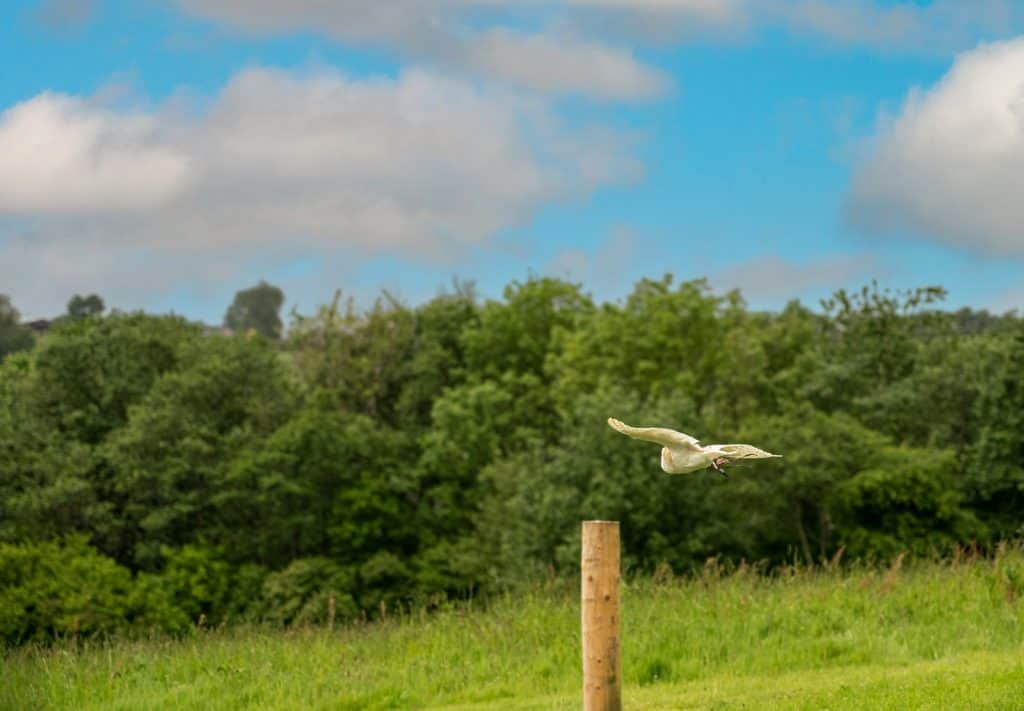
[606,418,700,450]
[607,417,781,476]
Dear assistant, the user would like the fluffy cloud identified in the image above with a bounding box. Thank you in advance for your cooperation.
[0,67,638,316]
[563,0,747,43]
[547,242,879,305]
[846,38,1024,254]
[546,225,639,292]
[571,0,735,13]
[172,0,1024,92]
[463,30,669,100]
[0,94,190,214]
[174,0,671,100]
[712,254,878,301]
[771,0,1018,54]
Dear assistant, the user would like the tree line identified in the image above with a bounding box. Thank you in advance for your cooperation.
[1,276,1022,643]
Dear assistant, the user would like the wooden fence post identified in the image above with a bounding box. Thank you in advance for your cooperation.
[582,520,621,711]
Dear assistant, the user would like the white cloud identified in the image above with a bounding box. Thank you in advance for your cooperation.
[546,237,880,306]
[547,224,640,292]
[172,0,1024,81]
[174,0,671,100]
[465,29,669,100]
[712,254,878,301]
[0,94,191,214]
[989,286,1024,315]
[770,0,1018,54]
[569,0,735,13]
[846,38,1024,254]
[564,0,748,43]
[0,66,638,317]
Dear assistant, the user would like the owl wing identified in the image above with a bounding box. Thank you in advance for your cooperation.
[607,418,701,451]
[714,443,782,460]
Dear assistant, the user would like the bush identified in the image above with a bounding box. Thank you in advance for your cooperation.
[134,545,264,633]
[0,537,136,644]
[260,558,358,626]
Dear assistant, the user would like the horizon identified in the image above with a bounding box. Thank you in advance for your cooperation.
[17,273,1022,329]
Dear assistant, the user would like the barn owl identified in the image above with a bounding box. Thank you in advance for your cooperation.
[607,418,781,478]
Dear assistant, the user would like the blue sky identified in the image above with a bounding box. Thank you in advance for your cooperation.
[2,0,1024,323]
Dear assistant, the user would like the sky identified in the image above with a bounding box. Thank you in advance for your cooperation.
[2,0,1024,323]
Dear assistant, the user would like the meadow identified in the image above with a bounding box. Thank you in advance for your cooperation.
[4,548,1024,710]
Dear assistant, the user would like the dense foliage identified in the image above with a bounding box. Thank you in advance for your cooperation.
[223,281,286,339]
[0,295,34,362]
[1,276,1022,643]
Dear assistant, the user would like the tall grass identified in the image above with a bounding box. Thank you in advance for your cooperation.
[3,546,1024,710]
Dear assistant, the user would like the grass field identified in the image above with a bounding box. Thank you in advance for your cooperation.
[3,550,1024,710]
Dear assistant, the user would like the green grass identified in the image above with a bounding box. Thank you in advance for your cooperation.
[4,551,1024,710]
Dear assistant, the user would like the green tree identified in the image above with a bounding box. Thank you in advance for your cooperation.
[259,558,357,626]
[835,445,977,559]
[288,291,417,425]
[731,404,975,564]
[31,314,200,444]
[66,293,105,320]
[0,537,136,644]
[460,276,592,381]
[0,315,201,553]
[213,409,416,571]
[0,294,33,361]
[550,276,729,413]
[224,281,285,339]
[288,284,478,430]
[966,327,1024,540]
[796,282,947,417]
[395,282,478,427]
[104,334,295,568]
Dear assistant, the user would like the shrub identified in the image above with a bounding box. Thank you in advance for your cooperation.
[0,537,135,644]
[260,558,358,626]
[134,544,263,633]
